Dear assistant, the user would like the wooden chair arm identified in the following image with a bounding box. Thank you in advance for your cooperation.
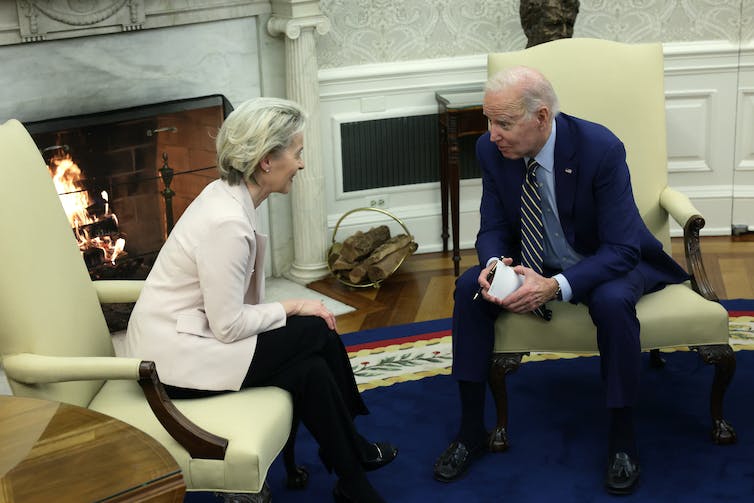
[683,215,719,302]
[659,186,719,302]
[2,353,228,460]
[138,361,228,460]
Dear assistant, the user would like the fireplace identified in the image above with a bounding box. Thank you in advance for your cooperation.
[26,95,233,280]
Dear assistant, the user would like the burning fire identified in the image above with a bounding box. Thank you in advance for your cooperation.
[48,152,125,265]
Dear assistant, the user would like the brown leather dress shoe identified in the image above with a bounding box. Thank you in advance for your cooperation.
[605,451,640,495]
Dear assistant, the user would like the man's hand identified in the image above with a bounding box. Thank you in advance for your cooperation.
[498,267,559,314]
[479,257,513,305]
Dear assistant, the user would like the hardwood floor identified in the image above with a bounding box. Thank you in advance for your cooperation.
[308,235,754,334]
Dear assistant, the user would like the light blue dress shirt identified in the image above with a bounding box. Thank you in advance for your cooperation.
[526,119,582,302]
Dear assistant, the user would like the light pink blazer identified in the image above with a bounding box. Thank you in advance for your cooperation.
[123,179,286,390]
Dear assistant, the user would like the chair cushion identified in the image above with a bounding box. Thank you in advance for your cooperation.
[494,283,729,354]
[88,379,293,494]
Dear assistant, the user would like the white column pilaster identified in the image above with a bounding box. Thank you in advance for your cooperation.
[268,7,330,284]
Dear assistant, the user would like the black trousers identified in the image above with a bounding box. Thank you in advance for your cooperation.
[164,316,370,479]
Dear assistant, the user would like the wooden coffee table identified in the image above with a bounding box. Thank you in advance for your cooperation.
[0,395,185,502]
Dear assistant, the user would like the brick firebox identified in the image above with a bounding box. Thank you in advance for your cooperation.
[26,95,232,280]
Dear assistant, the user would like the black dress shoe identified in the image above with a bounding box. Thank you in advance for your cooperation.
[433,440,485,482]
[605,451,640,495]
[319,441,398,474]
[362,442,398,472]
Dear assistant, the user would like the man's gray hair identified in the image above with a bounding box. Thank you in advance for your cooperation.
[485,66,560,118]
[215,97,307,186]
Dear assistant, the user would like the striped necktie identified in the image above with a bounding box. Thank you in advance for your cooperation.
[521,158,552,321]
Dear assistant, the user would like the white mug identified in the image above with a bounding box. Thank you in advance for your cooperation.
[488,263,524,300]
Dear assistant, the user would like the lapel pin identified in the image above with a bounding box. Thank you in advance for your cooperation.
[564,168,573,174]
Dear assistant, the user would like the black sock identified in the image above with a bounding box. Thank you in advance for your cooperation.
[457,380,487,447]
[609,406,637,458]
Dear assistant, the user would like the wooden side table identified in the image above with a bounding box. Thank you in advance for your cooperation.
[0,395,185,502]
[436,90,487,276]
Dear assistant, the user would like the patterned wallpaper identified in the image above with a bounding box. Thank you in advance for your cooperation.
[317,0,753,68]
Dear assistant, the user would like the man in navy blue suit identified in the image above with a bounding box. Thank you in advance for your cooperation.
[433,66,689,495]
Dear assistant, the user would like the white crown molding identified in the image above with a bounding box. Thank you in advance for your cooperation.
[663,40,754,75]
[319,40,754,101]
[662,40,740,57]
[319,53,487,83]
[319,54,488,100]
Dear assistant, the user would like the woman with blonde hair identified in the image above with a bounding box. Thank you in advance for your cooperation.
[124,97,396,503]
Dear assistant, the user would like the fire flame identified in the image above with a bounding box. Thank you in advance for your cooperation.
[50,154,92,228]
[48,152,126,265]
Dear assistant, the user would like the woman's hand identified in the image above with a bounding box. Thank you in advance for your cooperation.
[280,299,337,331]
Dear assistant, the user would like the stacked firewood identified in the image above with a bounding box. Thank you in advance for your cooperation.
[328,225,418,285]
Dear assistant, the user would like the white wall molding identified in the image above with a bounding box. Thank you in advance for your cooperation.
[665,89,714,174]
[733,185,754,198]
[737,88,754,171]
[319,54,488,101]
[662,40,743,75]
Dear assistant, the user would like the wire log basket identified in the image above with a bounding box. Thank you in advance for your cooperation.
[327,207,417,289]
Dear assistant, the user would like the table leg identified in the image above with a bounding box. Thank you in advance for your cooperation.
[438,119,449,253]
[447,114,461,276]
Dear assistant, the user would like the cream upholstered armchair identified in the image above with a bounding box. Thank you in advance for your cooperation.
[0,119,306,502]
[486,38,737,451]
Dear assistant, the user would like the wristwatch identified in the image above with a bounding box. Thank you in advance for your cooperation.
[553,283,562,301]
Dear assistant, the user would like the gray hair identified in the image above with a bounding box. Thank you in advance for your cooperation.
[215,97,307,185]
[485,66,560,118]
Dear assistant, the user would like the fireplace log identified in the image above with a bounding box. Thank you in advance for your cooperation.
[78,215,119,239]
[337,225,391,263]
[367,241,418,282]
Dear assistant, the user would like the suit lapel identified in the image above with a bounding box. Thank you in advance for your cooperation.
[553,114,578,229]
[226,181,258,231]
[225,181,267,303]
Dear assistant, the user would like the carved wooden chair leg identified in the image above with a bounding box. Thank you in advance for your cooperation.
[282,416,309,489]
[488,352,526,453]
[649,348,665,368]
[695,344,737,445]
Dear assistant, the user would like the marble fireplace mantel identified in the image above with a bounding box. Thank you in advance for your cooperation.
[1,1,271,45]
[1,0,333,284]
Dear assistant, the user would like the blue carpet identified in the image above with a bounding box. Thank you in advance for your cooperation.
[340,317,451,347]
[721,298,754,312]
[258,352,753,503]
[187,302,754,502]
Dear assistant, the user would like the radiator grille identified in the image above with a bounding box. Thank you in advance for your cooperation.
[341,114,480,192]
